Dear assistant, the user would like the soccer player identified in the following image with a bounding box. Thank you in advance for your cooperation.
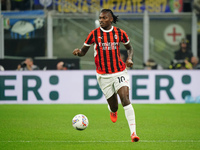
[72,9,139,142]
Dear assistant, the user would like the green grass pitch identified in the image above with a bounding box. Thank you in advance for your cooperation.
[0,104,200,150]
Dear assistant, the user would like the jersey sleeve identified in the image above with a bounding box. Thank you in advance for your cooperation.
[84,31,94,46]
[121,30,130,45]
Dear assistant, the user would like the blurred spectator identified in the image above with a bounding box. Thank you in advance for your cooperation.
[184,59,193,69]
[57,61,75,70]
[57,61,67,70]
[17,57,40,71]
[171,38,193,69]
[143,58,163,70]
[191,56,200,69]
[174,38,193,61]
[0,65,5,71]
[169,60,188,69]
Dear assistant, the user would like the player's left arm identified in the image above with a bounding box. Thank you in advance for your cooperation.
[124,42,134,68]
[121,29,134,68]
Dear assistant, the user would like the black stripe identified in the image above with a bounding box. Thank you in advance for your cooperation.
[107,32,114,73]
[123,33,128,43]
[94,29,102,70]
[87,33,93,44]
[100,30,108,73]
[113,29,120,71]
[117,28,121,42]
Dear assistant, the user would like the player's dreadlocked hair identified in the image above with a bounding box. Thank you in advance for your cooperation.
[101,9,119,24]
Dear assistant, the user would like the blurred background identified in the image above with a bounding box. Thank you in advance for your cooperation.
[0,0,199,70]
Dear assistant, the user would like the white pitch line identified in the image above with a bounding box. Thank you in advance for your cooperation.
[0,140,200,143]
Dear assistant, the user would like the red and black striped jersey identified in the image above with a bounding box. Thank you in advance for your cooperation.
[84,26,130,74]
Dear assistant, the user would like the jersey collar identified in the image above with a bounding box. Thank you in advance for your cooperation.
[100,26,113,32]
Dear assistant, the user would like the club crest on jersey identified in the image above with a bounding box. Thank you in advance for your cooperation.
[114,34,118,39]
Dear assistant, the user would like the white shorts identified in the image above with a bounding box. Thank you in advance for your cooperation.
[96,69,130,99]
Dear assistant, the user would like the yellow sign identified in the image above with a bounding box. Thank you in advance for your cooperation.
[58,0,168,13]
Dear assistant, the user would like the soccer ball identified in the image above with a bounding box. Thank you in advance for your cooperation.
[72,114,89,130]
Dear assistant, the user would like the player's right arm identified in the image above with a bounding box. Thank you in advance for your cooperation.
[73,30,94,57]
[73,45,90,57]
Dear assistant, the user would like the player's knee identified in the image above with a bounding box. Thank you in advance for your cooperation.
[120,95,130,106]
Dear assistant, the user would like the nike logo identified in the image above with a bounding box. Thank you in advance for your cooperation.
[98,36,103,39]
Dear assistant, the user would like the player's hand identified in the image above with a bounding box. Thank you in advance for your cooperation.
[73,48,80,56]
[126,58,133,68]
[184,59,193,69]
